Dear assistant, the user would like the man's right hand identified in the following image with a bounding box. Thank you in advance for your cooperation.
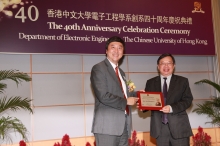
[127,97,138,105]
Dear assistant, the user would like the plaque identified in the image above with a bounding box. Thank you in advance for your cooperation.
[137,91,164,110]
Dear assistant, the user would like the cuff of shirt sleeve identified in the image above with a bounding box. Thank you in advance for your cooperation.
[168,105,173,113]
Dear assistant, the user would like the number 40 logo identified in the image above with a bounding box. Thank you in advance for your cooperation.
[15,5,39,23]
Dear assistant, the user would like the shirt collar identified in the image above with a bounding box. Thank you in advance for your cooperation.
[107,58,118,69]
[160,74,172,80]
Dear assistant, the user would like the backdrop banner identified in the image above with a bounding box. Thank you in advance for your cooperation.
[0,0,215,55]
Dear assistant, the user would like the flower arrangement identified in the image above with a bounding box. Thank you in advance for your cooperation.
[192,126,211,146]
[129,130,146,146]
[85,142,92,146]
[127,80,136,92]
[54,134,72,146]
[86,131,146,146]
[85,142,96,146]
[19,140,26,146]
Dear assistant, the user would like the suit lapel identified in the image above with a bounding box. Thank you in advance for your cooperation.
[104,58,129,95]
[119,68,126,82]
[167,74,176,102]
[155,76,161,92]
[104,58,121,88]
[119,68,129,95]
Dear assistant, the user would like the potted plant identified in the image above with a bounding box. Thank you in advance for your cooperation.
[0,69,33,144]
[192,79,220,127]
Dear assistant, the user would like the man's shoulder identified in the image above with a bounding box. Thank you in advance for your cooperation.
[147,76,160,82]
[172,74,188,81]
[92,59,108,68]
[147,74,189,82]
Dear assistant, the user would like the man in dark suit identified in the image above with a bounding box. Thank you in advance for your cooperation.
[90,36,138,146]
[144,53,193,146]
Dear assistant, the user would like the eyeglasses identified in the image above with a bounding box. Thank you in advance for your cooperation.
[159,62,173,66]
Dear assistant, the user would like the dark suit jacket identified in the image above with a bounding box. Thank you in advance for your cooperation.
[145,74,193,139]
[90,58,136,137]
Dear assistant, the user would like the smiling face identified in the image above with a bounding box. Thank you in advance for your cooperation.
[157,56,175,77]
[106,42,124,65]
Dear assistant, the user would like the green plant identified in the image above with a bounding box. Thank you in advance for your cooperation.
[193,79,220,127]
[0,70,33,144]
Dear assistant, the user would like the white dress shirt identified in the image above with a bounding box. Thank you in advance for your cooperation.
[160,74,173,113]
[107,58,128,98]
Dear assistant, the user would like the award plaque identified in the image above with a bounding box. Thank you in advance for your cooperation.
[137,91,164,110]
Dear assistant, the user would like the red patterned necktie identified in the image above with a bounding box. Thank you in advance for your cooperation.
[115,66,129,115]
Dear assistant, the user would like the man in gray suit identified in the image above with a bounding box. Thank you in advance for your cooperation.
[143,53,193,146]
[90,36,138,146]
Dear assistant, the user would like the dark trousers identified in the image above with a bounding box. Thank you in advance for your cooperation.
[94,116,128,146]
[156,123,190,146]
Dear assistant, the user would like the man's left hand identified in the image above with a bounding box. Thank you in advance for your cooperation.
[160,105,170,113]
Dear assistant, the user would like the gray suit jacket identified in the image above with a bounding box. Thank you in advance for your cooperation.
[90,58,135,137]
[145,74,193,139]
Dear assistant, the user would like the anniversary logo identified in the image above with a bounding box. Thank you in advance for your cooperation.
[192,1,205,13]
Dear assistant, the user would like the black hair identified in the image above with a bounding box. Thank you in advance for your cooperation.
[105,36,125,50]
[157,53,175,65]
